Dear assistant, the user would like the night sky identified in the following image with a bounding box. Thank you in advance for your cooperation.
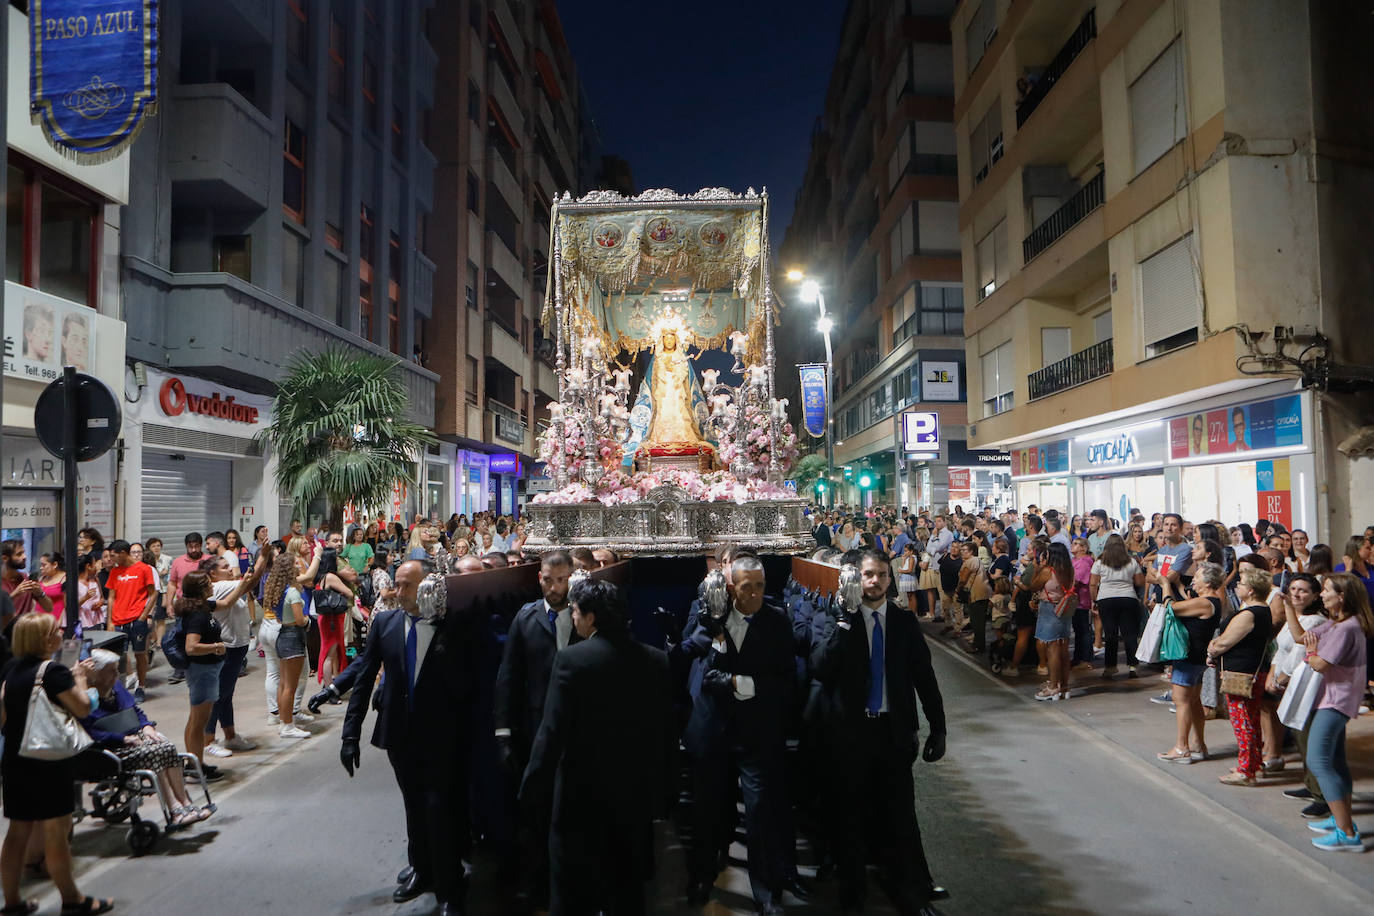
[559,0,847,247]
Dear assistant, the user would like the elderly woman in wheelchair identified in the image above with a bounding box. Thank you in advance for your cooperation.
[80,651,210,828]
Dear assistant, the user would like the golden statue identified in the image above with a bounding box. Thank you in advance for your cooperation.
[643,321,712,458]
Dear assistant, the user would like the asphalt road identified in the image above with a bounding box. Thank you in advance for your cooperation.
[16,635,1374,915]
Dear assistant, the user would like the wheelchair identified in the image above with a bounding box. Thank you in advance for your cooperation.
[71,748,216,856]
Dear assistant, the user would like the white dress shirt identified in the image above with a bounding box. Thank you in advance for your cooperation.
[402,612,436,684]
[860,601,889,713]
[713,607,757,700]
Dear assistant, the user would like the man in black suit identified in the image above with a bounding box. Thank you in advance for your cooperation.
[811,549,948,916]
[492,549,577,908]
[339,559,476,916]
[520,578,672,915]
[813,513,833,548]
[681,555,795,914]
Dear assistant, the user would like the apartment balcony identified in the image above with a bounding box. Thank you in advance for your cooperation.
[485,398,527,448]
[167,84,273,210]
[1022,170,1104,263]
[488,146,523,213]
[489,65,524,137]
[123,257,437,424]
[492,0,526,62]
[485,317,525,373]
[1028,338,1113,401]
[412,251,435,317]
[535,358,558,398]
[486,229,524,294]
[1016,9,1097,128]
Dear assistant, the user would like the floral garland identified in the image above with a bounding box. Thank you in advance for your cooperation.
[717,402,799,477]
[536,416,589,480]
[531,467,795,506]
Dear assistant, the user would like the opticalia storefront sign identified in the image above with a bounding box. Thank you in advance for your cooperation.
[1073,422,1167,471]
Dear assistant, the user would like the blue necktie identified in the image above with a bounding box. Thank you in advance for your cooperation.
[867,612,885,714]
[548,607,558,630]
[405,615,418,710]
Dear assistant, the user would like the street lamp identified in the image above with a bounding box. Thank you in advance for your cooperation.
[790,271,835,509]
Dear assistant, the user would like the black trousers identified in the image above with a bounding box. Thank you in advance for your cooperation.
[1096,596,1142,669]
[550,819,650,916]
[691,743,788,907]
[388,746,469,904]
[830,718,932,912]
[513,749,552,908]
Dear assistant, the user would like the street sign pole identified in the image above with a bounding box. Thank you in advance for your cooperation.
[62,367,79,635]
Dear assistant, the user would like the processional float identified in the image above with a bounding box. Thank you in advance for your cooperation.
[522,187,811,556]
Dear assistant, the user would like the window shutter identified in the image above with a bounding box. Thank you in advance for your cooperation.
[1140,235,1199,347]
[993,220,1010,287]
[917,201,960,255]
[976,231,995,292]
[1129,40,1186,174]
[982,341,1012,398]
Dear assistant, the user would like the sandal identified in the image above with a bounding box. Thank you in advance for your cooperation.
[1,901,39,915]
[1034,687,1062,701]
[60,898,114,915]
[169,806,198,827]
[1157,747,1194,763]
[1219,770,1257,786]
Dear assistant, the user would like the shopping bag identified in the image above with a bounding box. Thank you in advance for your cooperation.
[1135,603,1167,664]
[1277,661,1324,730]
[1160,604,1190,662]
[1201,665,1219,709]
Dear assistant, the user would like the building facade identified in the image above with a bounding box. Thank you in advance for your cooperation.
[954,0,1372,536]
[427,0,598,518]
[119,0,442,541]
[780,0,996,511]
[3,5,129,558]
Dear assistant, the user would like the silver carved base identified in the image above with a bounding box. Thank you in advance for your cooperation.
[523,486,812,557]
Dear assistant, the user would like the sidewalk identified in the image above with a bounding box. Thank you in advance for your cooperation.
[922,622,1374,899]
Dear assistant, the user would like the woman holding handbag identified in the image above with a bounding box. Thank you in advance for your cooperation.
[0,614,114,915]
[1300,573,1373,852]
[312,549,355,688]
[1150,561,1222,764]
[1033,543,1078,701]
[1207,568,1275,786]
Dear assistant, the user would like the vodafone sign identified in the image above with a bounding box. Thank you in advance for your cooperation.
[158,376,261,424]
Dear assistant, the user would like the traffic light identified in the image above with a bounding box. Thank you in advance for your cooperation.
[857,471,874,490]
[815,480,827,495]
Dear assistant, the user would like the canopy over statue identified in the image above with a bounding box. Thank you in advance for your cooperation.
[525,187,809,556]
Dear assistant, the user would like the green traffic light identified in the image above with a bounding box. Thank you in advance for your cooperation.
[858,473,873,489]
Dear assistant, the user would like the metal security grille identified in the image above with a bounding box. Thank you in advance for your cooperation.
[141,424,262,457]
[140,452,233,547]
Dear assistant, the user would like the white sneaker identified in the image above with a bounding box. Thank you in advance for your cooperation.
[204,743,233,758]
[224,735,258,752]
[278,724,311,739]
[292,710,316,724]
[266,713,280,726]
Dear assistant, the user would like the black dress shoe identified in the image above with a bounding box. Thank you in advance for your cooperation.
[392,871,430,903]
[685,880,710,906]
[783,876,814,901]
[396,865,414,884]
[928,884,950,901]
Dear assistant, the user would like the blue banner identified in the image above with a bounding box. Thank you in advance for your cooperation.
[30,0,159,163]
[798,364,827,438]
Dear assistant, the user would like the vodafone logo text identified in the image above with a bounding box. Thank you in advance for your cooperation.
[158,377,260,424]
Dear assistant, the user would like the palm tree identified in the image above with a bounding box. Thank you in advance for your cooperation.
[792,453,827,498]
[260,348,436,532]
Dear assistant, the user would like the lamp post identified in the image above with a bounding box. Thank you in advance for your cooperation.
[789,271,835,509]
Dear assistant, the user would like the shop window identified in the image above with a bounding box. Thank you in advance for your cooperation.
[214,235,252,282]
[328,15,347,103]
[283,119,306,223]
[287,0,308,63]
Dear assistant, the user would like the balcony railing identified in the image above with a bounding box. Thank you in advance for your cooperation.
[1028,338,1114,401]
[1022,170,1105,263]
[487,398,527,446]
[1016,8,1097,127]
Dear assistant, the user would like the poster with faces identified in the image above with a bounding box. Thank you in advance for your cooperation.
[2,282,96,381]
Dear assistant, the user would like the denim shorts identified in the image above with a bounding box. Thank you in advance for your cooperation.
[115,619,150,652]
[186,660,224,705]
[1035,601,1073,642]
[1171,661,1206,687]
[275,625,307,660]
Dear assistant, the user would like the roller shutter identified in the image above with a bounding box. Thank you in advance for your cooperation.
[140,453,233,547]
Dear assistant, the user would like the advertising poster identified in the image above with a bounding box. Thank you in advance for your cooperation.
[1169,395,1303,460]
[2,282,98,382]
[948,468,971,500]
[1011,440,1069,478]
[921,361,961,401]
[1255,458,1292,530]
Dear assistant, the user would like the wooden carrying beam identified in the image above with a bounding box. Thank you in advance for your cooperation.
[790,557,839,597]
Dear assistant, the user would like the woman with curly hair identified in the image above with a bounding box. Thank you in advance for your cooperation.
[262,554,311,740]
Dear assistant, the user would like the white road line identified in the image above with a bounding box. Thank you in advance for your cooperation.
[926,635,1374,909]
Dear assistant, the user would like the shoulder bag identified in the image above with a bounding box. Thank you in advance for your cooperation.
[1218,658,1256,698]
[313,586,352,616]
[13,661,94,760]
[1159,600,1190,661]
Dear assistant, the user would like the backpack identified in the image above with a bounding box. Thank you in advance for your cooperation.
[161,620,189,670]
[357,571,377,609]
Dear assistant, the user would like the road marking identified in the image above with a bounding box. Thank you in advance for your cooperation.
[927,635,1374,908]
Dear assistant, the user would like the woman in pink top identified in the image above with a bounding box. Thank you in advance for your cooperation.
[77,553,105,630]
[1301,573,1373,851]
[1069,538,1096,669]
[37,553,66,622]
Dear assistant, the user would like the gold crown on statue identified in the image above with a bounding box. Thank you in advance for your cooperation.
[649,306,687,340]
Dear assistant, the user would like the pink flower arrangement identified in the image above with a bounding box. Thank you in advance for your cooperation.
[718,402,799,477]
[531,467,796,507]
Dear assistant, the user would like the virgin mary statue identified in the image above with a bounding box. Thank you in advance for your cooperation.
[639,318,713,459]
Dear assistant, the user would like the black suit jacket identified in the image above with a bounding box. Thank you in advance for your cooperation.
[342,607,476,753]
[493,599,580,754]
[682,602,794,757]
[813,523,832,547]
[810,600,946,749]
[519,631,673,879]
